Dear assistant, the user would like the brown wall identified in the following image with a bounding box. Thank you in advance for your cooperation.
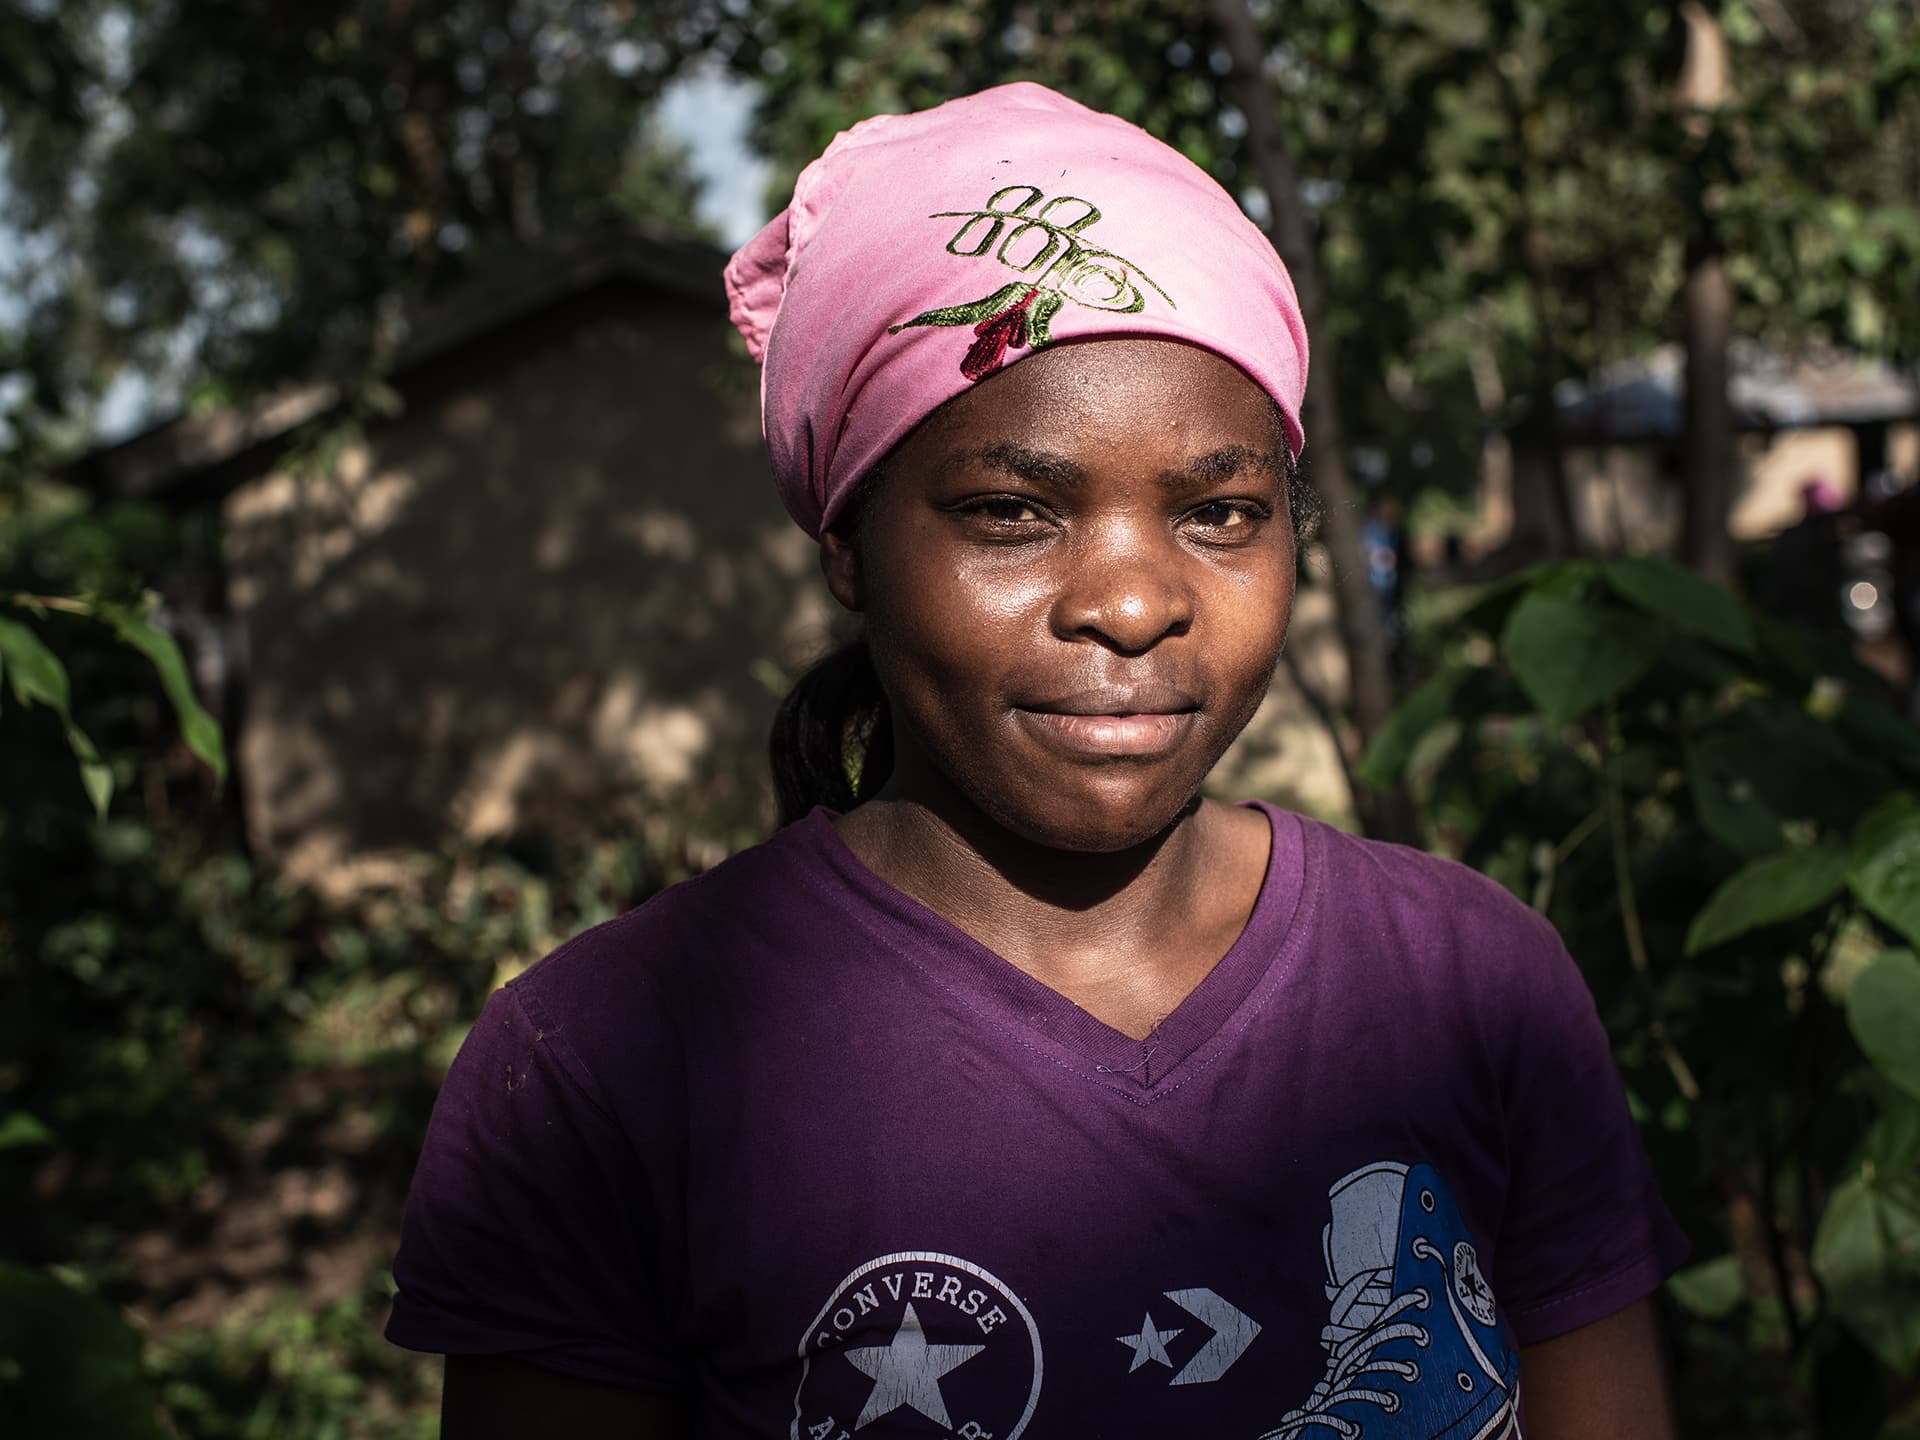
[223,283,835,879]
[1539,420,1920,555]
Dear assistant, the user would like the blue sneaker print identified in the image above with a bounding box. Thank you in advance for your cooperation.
[1261,1161,1520,1439]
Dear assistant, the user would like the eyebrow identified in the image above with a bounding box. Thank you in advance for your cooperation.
[968,442,1282,489]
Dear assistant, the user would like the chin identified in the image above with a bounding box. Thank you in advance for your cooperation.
[969,769,1207,855]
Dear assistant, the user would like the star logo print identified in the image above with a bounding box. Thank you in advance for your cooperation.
[845,1301,985,1429]
[1116,1312,1184,1373]
[1452,1241,1498,1326]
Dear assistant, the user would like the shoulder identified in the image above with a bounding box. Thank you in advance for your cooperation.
[1282,815,1588,1068]
[1300,816,1561,958]
[503,813,849,1059]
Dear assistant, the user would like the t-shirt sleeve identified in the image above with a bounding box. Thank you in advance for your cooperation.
[385,979,689,1390]
[1489,910,1690,1346]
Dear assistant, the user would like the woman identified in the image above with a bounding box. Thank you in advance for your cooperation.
[388,83,1686,1439]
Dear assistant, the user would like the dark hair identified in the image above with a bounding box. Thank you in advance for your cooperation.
[767,434,1313,826]
[769,636,895,825]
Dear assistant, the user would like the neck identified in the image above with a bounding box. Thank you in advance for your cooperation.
[834,769,1267,1040]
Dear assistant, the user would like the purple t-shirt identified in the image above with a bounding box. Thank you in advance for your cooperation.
[388,804,1685,1437]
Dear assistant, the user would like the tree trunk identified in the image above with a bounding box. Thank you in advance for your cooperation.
[1490,45,1583,563]
[1681,248,1736,584]
[1207,0,1412,841]
[1678,0,1738,586]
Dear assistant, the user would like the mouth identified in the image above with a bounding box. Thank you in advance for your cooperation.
[1014,685,1200,758]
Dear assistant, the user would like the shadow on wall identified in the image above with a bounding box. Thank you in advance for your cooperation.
[222,283,839,881]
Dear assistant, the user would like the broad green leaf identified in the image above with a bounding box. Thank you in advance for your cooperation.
[1862,1079,1920,1175]
[1694,700,1894,832]
[101,604,226,780]
[1358,664,1474,788]
[1502,593,1663,726]
[1839,699,1920,782]
[1689,734,1786,858]
[1812,1172,1920,1373]
[1667,1254,1744,1318]
[0,1111,53,1149]
[1459,563,1561,637]
[1852,796,1920,949]
[1603,554,1756,656]
[1850,950,1920,1103]
[0,1263,168,1438]
[0,615,70,710]
[1685,844,1851,954]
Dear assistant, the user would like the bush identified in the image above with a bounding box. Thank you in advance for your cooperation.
[1368,556,1920,1436]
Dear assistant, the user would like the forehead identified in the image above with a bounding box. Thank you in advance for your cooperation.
[891,337,1284,470]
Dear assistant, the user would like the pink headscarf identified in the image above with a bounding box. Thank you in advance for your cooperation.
[725,82,1309,538]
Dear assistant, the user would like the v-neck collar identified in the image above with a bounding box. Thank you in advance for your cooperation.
[798,802,1317,1102]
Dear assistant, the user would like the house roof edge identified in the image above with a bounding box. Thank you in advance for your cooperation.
[63,220,733,503]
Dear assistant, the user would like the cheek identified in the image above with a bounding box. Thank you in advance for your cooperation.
[863,536,1052,670]
[1213,550,1297,664]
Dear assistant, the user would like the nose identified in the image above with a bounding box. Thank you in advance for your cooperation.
[1049,523,1194,654]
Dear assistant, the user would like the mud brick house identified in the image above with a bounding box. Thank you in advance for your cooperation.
[69,224,836,878]
[1484,345,1920,556]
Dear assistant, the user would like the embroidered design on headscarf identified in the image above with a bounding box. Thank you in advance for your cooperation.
[888,183,1175,381]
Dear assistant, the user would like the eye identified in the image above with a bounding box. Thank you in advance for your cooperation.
[971,496,1043,523]
[948,494,1054,536]
[1183,499,1270,539]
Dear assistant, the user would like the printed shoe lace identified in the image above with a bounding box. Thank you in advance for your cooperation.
[1259,1266,1431,1439]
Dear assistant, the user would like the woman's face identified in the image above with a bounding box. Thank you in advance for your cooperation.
[823,337,1296,853]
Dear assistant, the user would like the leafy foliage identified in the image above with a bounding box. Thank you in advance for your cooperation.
[0,1263,167,1439]
[0,483,226,834]
[148,1282,440,1440]
[1369,559,1920,1431]
[0,0,723,463]
[1,787,728,1432]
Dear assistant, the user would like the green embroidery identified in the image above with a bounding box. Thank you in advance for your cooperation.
[888,184,1173,381]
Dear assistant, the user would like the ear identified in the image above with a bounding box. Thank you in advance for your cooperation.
[819,528,864,613]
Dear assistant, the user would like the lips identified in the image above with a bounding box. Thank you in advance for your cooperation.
[1019,683,1199,717]
[1013,683,1200,758]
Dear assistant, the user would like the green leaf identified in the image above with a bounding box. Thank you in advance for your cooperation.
[1689,733,1787,858]
[1838,700,1920,782]
[0,1263,168,1438]
[1502,592,1663,726]
[1358,664,1475,788]
[1024,288,1065,348]
[1685,844,1851,954]
[100,604,226,781]
[1667,1253,1745,1318]
[1812,1172,1920,1373]
[1694,700,1894,833]
[0,1111,53,1149]
[1459,564,1553,637]
[62,719,112,820]
[1850,950,1920,1104]
[1603,554,1756,656]
[1861,1078,1920,1175]
[1853,796,1920,948]
[889,282,1033,333]
[0,615,70,711]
